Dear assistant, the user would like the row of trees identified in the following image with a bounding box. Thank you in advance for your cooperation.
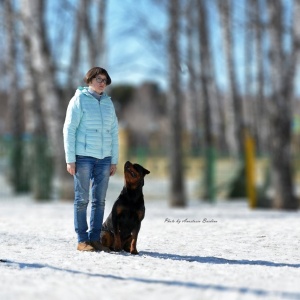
[1,0,107,199]
[167,0,299,209]
[0,0,299,209]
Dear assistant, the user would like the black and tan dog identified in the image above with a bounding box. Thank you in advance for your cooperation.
[100,161,150,254]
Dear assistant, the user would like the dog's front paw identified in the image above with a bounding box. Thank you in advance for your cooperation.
[114,241,122,252]
[130,248,139,255]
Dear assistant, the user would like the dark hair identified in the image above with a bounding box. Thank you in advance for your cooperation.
[84,67,112,85]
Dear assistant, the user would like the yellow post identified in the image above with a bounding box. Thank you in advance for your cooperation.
[118,125,129,173]
[245,129,257,208]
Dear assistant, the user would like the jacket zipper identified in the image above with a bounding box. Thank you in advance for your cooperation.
[99,98,104,157]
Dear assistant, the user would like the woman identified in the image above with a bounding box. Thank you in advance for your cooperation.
[63,67,118,252]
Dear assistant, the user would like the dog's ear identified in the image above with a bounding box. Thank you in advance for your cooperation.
[134,164,150,176]
[142,167,150,175]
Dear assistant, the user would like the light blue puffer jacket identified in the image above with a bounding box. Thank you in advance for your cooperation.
[63,87,119,164]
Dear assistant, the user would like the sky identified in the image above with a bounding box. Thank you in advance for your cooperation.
[44,0,169,89]
[106,0,168,88]
[104,0,252,92]
[37,0,300,95]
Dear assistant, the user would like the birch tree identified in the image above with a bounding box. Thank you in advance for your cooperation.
[65,0,86,97]
[266,0,299,209]
[20,3,52,200]
[167,0,186,207]
[185,0,201,152]
[218,0,244,156]
[20,0,65,195]
[5,0,29,192]
[252,0,268,154]
[83,0,107,67]
[197,0,216,200]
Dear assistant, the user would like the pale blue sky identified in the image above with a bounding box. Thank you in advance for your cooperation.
[44,0,297,94]
[106,0,168,87]
[44,0,252,91]
[45,0,168,88]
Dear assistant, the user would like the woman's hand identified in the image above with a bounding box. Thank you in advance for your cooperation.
[110,164,117,176]
[67,163,76,175]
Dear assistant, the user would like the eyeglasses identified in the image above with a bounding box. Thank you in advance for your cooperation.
[95,77,107,84]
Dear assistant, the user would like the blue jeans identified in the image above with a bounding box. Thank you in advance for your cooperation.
[74,155,111,243]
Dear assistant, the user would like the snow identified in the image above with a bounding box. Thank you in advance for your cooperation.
[0,175,300,300]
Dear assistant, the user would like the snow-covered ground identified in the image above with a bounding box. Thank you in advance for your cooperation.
[0,175,300,300]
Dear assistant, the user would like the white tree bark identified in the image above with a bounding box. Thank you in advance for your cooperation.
[266,0,298,209]
[167,0,186,207]
[5,0,25,191]
[218,0,244,156]
[185,0,201,151]
[20,0,65,187]
[83,0,107,67]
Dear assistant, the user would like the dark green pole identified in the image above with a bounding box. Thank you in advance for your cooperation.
[205,146,216,202]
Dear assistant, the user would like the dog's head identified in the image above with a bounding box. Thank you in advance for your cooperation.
[124,161,150,189]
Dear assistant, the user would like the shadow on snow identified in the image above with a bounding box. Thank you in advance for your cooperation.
[140,251,300,268]
[1,258,300,299]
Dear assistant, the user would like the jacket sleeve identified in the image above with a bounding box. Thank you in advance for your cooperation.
[63,95,82,163]
[111,108,119,164]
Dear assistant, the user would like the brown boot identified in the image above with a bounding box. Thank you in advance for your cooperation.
[90,240,111,253]
[77,242,95,252]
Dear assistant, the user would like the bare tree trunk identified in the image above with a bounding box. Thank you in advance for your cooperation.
[286,0,300,97]
[266,0,298,210]
[167,0,186,207]
[83,0,96,67]
[214,88,228,153]
[208,2,228,154]
[197,0,216,200]
[244,2,251,96]
[253,0,268,154]
[66,0,85,94]
[218,0,244,156]
[96,0,107,66]
[20,0,66,197]
[5,0,29,192]
[186,0,201,152]
[21,7,53,200]
[83,0,106,67]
